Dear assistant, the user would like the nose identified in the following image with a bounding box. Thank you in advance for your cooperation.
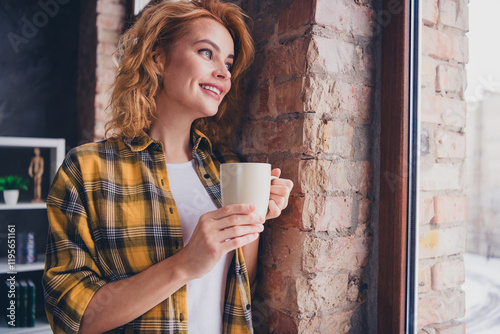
[214,61,231,81]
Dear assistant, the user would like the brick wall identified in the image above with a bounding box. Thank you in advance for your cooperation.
[419,0,468,332]
[78,0,127,143]
[236,0,378,332]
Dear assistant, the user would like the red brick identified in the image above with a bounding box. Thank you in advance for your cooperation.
[303,77,373,123]
[95,92,111,111]
[421,56,438,89]
[418,289,465,328]
[272,195,306,230]
[297,273,348,311]
[257,266,298,311]
[302,236,370,273]
[249,79,305,120]
[97,13,124,31]
[435,321,466,334]
[419,225,466,259]
[298,310,354,334]
[358,198,371,224]
[420,198,435,225]
[431,259,465,290]
[98,29,120,44]
[436,64,466,95]
[315,0,375,37]
[419,264,432,293]
[278,0,315,34]
[420,162,462,191]
[97,42,118,56]
[433,195,466,224]
[439,0,469,31]
[264,36,309,78]
[422,0,438,26]
[259,227,304,276]
[434,128,466,159]
[97,0,126,18]
[97,53,118,70]
[304,195,353,231]
[298,159,372,195]
[304,119,354,158]
[308,35,373,80]
[96,68,116,93]
[268,310,298,333]
[240,118,304,155]
[422,26,468,63]
[421,94,466,128]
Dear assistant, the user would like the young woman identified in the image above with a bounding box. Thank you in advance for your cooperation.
[42,0,293,333]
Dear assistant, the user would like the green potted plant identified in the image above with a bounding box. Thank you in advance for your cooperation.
[0,175,29,205]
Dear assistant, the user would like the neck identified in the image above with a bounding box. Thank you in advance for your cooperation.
[149,112,194,165]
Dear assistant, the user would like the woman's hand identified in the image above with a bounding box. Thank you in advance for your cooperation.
[178,204,265,280]
[266,168,294,220]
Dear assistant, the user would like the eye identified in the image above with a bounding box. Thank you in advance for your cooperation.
[225,63,233,72]
[199,49,212,59]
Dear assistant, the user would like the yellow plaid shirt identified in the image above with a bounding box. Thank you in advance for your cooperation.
[43,129,254,333]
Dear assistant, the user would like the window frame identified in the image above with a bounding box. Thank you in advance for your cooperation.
[377,0,419,332]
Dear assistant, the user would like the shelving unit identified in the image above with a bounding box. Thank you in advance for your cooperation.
[0,202,46,210]
[0,319,52,333]
[0,136,65,182]
[0,136,65,333]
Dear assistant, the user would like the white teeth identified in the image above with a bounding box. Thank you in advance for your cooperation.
[200,84,221,95]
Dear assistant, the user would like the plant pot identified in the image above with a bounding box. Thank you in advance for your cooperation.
[3,189,19,205]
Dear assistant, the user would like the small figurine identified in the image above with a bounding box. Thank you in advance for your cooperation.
[28,148,44,202]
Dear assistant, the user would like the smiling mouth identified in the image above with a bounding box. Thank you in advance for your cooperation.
[200,84,221,96]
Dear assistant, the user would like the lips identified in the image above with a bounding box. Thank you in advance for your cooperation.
[199,83,225,99]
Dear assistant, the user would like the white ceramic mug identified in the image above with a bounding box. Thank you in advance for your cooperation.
[220,163,277,217]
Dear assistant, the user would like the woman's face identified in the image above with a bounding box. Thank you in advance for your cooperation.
[156,17,235,120]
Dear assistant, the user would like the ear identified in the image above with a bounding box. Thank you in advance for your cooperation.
[153,50,166,73]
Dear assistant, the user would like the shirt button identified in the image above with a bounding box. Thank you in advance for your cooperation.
[169,207,174,214]
[246,304,251,310]
[203,173,210,179]
[180,313,184,322]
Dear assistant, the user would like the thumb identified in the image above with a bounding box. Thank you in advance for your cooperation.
[271,168,281,178]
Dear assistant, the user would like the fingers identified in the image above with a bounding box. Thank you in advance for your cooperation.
[219,223,264,243]
[209,203,257,220]
[271,168,281,178]
[270,179,293,208]
[266,199,282,220]
[223,233,260,252]
[267,177,293,220]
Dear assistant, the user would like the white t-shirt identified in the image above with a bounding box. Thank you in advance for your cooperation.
[166,160,233,333]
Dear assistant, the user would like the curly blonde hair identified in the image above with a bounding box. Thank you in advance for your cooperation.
[105,0,254,145]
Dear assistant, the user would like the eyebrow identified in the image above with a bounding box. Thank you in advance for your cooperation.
[195,39,234,59]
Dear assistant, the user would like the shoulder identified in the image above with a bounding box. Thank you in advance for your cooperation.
[61,138,130,177]
[211,144,241,164]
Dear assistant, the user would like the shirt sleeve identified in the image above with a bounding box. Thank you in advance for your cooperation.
[42,152,108,334]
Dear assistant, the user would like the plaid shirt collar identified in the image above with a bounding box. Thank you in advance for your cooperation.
[123,128,213,155]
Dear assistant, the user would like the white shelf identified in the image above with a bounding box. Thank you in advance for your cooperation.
[0,136,66,182]
[0,255,45,274]
[0,202,46,210]
[0,319,52,333]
